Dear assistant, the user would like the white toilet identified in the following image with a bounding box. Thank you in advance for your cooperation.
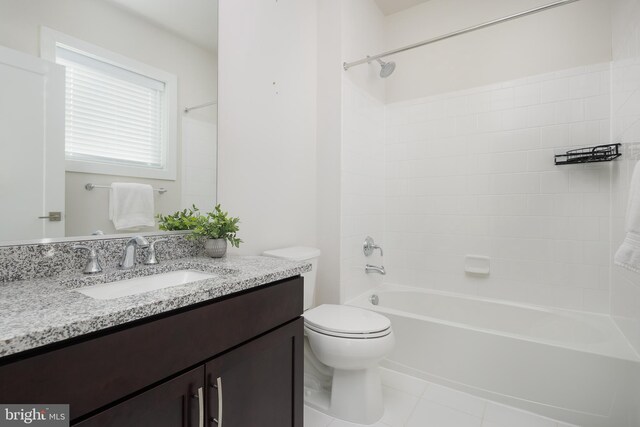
[263,247,394,425]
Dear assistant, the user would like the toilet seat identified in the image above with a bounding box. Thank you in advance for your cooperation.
[304,323,391,339]
[304,304,392,339]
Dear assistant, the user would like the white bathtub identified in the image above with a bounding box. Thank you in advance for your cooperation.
[348,287,640,427]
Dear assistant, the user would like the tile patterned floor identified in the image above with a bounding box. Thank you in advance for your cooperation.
[304,368,578,427]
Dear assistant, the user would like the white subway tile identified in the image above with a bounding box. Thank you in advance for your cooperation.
[526,194,555,216]
[467,91,492,113]
[570,121,602,146]
[385,143,408,162]
[569,72,602,99]
[526,104,556,127]
[514,83,541,107]
[455,114,478,135]
[540,124,571,148]
[467,174,490,195]
[478,111,502,133]
[567,264,601,289]
[583,241,610,266]
[381,65,612,314]
[582,289,610,313]
[444,96,469,117]
[553,240,584,263]
[552,193,583,217]
[527,149,556,172]
[490,87,514,111]
[501,108,529,130]
[582,192,610,217]
[584,94,611,120]
[477,152,528,174]
[541,78,570,103]
[424,100,445,120]
[540,171,570,194]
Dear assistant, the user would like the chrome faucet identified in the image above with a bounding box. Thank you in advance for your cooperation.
[365,264,386,275]
[144,238,168,265]
[73,245,103,274]
[119,236,150,269]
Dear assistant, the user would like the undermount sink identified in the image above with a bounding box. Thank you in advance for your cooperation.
[74,270,217,300]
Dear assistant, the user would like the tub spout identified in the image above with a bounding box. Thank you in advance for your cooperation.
[365,264,386,275]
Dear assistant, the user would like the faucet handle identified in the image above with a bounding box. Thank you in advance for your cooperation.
[144,238,169,265]
[363,236,383,257]
[73,245,103,274]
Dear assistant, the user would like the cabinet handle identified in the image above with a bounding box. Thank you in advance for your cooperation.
[212,377,223,426]
[197,386,204,427]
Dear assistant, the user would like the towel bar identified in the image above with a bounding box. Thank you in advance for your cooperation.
[85,183,167,194]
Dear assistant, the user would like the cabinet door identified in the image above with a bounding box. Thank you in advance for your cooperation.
[74,366,204,427]
[206,318,303,427]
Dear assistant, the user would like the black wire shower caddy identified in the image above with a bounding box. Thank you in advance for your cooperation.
[554,143,622,166]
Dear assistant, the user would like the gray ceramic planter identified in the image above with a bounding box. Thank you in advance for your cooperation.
[204,238,227,258]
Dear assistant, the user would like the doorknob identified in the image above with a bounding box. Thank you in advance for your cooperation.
[38,212,62,222]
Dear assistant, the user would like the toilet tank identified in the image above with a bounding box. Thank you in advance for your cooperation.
[262,247,321,310]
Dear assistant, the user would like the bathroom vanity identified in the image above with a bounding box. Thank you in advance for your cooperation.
[0,252,309,427]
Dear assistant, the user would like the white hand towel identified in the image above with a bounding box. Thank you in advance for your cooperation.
[615,160,640,273]
[109,183,155,230]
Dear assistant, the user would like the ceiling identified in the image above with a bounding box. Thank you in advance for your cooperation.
[106,0,218,54]
[374,0,432,16]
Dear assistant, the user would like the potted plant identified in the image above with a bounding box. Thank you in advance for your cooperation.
[192,205,242,258]
[157,204,242,258]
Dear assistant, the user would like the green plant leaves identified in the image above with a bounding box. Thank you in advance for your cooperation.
[156,205,200,231]
[156,204,243,248]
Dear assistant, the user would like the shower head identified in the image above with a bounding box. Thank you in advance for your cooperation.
[376,58,396,78]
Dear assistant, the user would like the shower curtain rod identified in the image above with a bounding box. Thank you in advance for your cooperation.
[184,101,217,113]
[343,0,581,71]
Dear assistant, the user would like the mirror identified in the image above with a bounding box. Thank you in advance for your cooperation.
[0,0,218,244]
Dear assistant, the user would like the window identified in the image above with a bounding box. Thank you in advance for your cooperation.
[40,28,177,180]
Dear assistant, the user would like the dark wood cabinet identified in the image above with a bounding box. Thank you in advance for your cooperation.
[206,318,303,427]
[0,276,304,427]
[75,367,204,427]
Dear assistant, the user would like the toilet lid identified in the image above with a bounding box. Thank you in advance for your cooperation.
[304,304,391,337]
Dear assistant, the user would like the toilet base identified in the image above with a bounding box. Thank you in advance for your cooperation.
[303,340,385,425]
[329,366,384,425]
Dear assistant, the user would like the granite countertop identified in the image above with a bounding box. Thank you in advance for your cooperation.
[0,255,311,358]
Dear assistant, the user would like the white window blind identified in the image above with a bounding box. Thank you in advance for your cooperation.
[57,45,166,169]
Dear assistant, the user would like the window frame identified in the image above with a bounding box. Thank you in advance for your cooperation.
[40,27,177,181]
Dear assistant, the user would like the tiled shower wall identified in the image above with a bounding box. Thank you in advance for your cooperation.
[383,64,612,313]
[341,79,386,302]
[611,0,640,352]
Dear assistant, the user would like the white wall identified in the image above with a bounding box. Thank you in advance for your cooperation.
[341,0,386,102]
[316,0,343,305]
[611,0,640,356]
[385,64,612,312]
[0,0,217,236]
[339,0,387,302]
[383,0,612,102]
[217,0,317,256]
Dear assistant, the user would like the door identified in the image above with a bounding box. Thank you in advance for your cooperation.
[206,319,303,427]
[73,366,204,427]
[0,45,65,241]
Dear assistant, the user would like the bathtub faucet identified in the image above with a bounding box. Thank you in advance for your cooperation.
[365,264,386,275]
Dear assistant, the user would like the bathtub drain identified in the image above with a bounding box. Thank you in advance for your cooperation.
[369,294,379,305]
